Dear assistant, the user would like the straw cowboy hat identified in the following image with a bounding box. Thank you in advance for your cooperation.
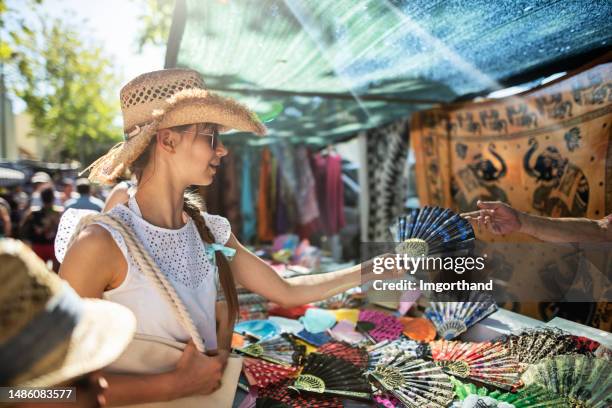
[0,239,136,387]
[85,68,267,184]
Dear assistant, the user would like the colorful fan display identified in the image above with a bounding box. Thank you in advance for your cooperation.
[356,310,404,343]
[317,341,369,369]
[429,340,521,390]
[238,334,306,366]
[367,338,429,368]
[243,357,299,388]
[290,353,371,400]
[256,379,343,408]
[392,207,475,258]
[367,355,454,408]
[521,355,612,408]
[425,294,498,340]
[452,377,566,408]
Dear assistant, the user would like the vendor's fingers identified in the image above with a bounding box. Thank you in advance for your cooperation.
[460,210,481,218]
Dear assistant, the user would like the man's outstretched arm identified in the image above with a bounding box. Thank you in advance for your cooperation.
[461,201,612,243]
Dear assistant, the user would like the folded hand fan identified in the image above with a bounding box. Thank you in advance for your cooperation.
[367,338,429,368]
[429,340,521,390]
[521,355,612,408]
[356,310,403,343]
[243,357,299,388]
[317,341,369,369]
[237,333,306,366]
[256,379,343,408]
[391,207,475,258]
[452,377,566,408]
[425,293,498,340]
[367,355,454,408]
[290,353,372,400]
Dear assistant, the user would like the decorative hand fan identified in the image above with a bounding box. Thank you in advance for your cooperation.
[392,207,475,258]
[452,377,566,408]
[429,340,521,390]
[237,333,306,366]
[521,355,612,408]
[502,328,597,367]
[317,341,369,369]
[257,379,343,408]
[367,338,429,368]
[425,293,498,340]
[289,353,372,400]
[367,355,454,408]
[243,357,299,388]
[356,310,404,343]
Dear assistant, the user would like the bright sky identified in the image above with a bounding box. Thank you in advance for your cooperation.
[11,0,165,113]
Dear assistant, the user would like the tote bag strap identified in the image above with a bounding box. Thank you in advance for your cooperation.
[67,212,206,353]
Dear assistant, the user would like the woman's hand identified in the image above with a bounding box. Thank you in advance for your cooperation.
[172,340,227,398]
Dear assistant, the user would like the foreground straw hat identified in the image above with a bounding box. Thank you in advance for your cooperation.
[0,239,136,387]
[85,68,267,184]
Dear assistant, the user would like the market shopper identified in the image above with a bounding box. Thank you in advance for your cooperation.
[461,200,612,242]
[0,239,136,408]
[21,187,62,270]
[56,69,397,406]
[64,178,105,212]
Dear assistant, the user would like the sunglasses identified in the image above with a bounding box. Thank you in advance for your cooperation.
[182,124,219,150]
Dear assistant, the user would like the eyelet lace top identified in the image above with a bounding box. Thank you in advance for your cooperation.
[55,196,231,350]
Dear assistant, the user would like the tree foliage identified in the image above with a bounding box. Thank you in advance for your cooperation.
[5,10,122,163]
[134,0,174,50]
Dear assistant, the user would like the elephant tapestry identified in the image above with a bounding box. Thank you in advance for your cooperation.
[412,60,611,223]
[411,59,611,330]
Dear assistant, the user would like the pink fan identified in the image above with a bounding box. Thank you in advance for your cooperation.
[242,357,298,388]
[374,393,402,408]
[357,310,403,343]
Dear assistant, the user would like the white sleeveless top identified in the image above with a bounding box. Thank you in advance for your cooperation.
[55,196,232,350]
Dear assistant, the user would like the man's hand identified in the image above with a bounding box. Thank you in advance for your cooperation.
[461,200,522,235]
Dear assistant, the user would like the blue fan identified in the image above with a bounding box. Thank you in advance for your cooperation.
[425,293,498,340]
[392,206,475,257]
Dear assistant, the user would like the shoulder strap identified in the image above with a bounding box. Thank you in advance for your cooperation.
[66,212,206,352]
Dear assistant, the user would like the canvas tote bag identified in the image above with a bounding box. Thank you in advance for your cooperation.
[69,213,242,408]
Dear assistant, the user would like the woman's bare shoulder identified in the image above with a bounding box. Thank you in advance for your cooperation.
[59,223,127,297]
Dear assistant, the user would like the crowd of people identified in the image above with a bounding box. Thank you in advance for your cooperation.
[0,171,107,270]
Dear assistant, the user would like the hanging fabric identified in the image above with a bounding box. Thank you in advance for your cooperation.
[364,119,410,242]
[257,148,276,241]
[240,148,257,243]
[203,150,242,233]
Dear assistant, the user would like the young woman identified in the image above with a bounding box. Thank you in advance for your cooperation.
[56,69,396,406]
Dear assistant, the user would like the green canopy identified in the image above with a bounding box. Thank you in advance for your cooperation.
[167,0,611,144]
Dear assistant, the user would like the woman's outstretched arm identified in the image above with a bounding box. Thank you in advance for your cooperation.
[226,234,398,308]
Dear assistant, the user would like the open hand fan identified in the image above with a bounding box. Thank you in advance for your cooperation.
[257,379,343,408]
[502,328,580,367]
[237,333,306,366]
[521,355,612,408]
[452,377,566,408]
[367,338,429,368]
[425,293,498,340]
[429,340,521,390]
[317,341,369,369]
[243,357,299,388]
[367,355,454,408]
[290,353,371,400]
[356,310,403,343]
[392,207,475,258]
